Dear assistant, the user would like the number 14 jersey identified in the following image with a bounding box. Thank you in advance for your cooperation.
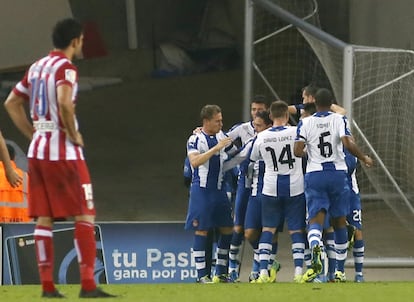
[250,126,303,197]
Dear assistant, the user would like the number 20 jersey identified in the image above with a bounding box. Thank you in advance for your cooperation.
[296,111,351,173]
[250,126,303,197]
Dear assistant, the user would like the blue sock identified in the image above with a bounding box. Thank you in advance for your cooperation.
[324,231,336,279]
[215,233,232,275]
[334,227,348,272]
[307,223,322,249]
[229,231,244,272]
[258,231,273,272]
[193,234,208,279]
[291,232,305,269]
[353,239,364,275]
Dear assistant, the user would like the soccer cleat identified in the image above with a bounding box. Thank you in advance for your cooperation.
[334,271,347,283]
[300,268,318,283]
[268,260,281,283]
[229,270,240,282]
[347,224,356,251]
[79,287,117,298]
[293,274,302,283]
[354,274,365,283]
[251,274,270,284]
[248,272,259,283]
[197,275,213,284]
[42,290,65,298]
[212,274,233,283]
[311,245,322,275]
[312,275,328,283]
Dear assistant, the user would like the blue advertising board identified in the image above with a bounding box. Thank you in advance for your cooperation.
[1,222,198,285]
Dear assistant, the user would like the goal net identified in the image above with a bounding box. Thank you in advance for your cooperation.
[248,0,414,261]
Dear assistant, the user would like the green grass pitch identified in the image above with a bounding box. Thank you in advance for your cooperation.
[1,282,412,301]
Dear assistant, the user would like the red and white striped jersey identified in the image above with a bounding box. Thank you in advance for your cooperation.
[13,51,84,161]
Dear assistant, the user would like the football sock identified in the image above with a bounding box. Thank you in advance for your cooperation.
[215,233,232,275]
[258,231,273,274]
[353,239,365,274]
[325,231,336,278]
[193,234,208,278]
[34,225,55,293]
[291,232,305,271]
[74,221,97,291]
[334,226,348,272]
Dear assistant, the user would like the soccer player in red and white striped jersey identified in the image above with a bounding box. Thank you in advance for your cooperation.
[4,18,114,298]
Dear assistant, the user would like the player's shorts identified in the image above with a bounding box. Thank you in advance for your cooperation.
[261,193,306,231]
[233,185,251,226]
[305,170,350,220]
[185,186,233,231]
[244,194,262,230]
[346,191,362,230]
[28,159,96,218]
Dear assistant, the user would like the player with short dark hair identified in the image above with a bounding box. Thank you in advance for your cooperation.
[288,84,346,125]
[4,18,115,298]
[225,96,269,281]
[294,88,372,283]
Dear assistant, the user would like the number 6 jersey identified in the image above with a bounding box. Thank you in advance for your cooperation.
[250,126,303,197]
[296,111,351,173]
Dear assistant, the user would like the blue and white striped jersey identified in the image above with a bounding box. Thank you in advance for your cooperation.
[187,130,229,190]
[296,112,351,172]
[250,126,304,197]
[250,160,265,197]
[227,121,255,145]
[345,149,359,194]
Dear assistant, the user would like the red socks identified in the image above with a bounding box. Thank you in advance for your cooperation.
[34,225,55,293]
[74,221,97,291]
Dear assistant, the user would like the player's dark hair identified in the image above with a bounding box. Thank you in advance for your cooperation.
[6,144,15,160]
[200,104,222,120]
[302,84,319,97]
[52,18,83,49]
[315,88,334,108]
[303,102,317,115]
[251,95,269,108]
[270,100,289,118]
[255,110,272,125]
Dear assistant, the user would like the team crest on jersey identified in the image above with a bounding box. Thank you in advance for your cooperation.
[65,69,76,84]
[192,219,199,228]
[87,200,94,210]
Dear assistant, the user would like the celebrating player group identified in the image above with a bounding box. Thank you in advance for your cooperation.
[185,85,373,284]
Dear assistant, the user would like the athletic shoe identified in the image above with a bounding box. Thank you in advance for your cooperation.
[334,271,347,283]
[312,275,328,283]
[354,274,365,283]
[42,290,65,298]
[248,272,259,283]
[311,245,322,275]
[79,287,117,298]
[251,274,270,284]
[197,275,213,284]
[293,274,302,283]
[300,268,318,283]
[212,274,233,283]
[347,224,356,251]
[268,260,281,283]
[229,270,240,282]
